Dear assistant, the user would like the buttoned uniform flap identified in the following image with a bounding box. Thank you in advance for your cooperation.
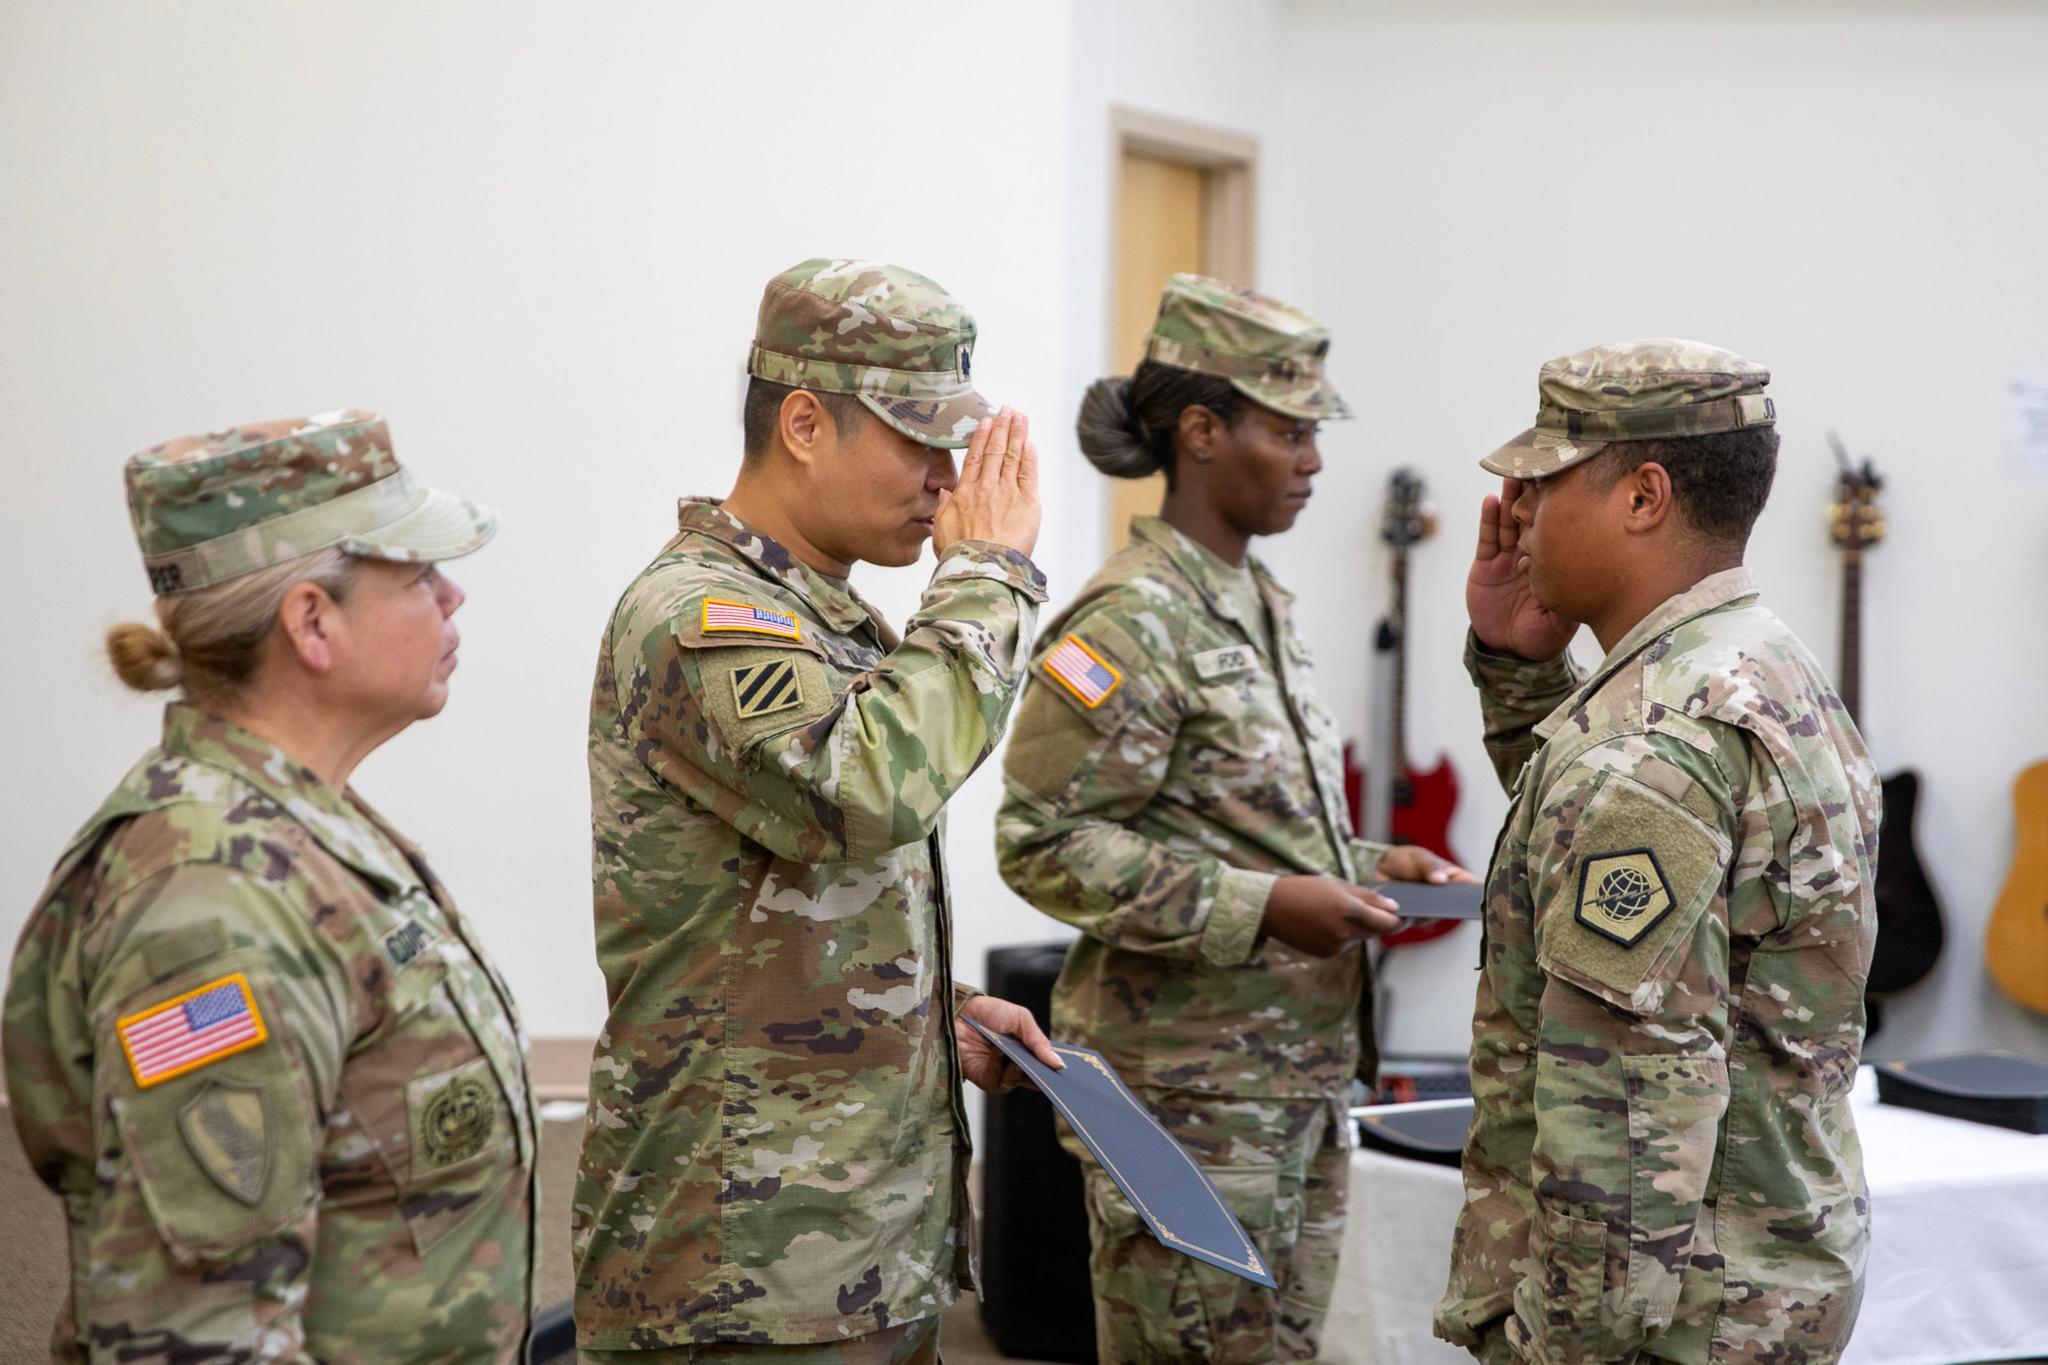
[693,637,837,757]
[1536,769,1731,1015]
[100,954,319,1262]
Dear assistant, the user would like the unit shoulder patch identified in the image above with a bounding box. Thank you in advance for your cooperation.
[700,597,802,641]
[1042,634,1122,708]
[118,973,269,1089]
[1573,847,1675,947]
[731,657,804,719]
[178,1078,273,1206]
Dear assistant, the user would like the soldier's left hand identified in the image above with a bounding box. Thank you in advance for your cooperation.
[1375,846,1479,885]
[956,993,1064,1093]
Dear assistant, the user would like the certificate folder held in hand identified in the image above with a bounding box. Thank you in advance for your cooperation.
[967,1022,1278,1288]
[1368,878,1483,921]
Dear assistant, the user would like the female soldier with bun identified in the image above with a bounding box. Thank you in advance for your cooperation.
[995,277,1472,1362]
[4,412,539,1362]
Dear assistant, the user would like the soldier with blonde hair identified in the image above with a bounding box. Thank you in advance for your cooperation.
[5,412,538,1361]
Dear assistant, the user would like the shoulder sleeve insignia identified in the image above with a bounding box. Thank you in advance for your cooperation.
[1574,848,1675,947]
[701,598,802,641]
[1042,634,1122,708]
[730,657,805,719]
[118,973,269,1089]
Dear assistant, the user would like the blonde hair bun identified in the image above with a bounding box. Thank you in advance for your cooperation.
[106,621,185,692]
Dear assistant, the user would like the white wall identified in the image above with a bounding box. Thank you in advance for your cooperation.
[1265,0,2048,1059]
[6,1,2043,1070]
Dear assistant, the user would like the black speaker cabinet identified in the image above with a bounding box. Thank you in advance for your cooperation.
[977,942,1098,1362]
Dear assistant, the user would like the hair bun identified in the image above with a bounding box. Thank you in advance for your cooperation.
[106,621,184,692]
[1075,376,1160,478]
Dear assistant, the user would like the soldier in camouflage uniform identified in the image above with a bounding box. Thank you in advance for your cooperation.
[1433,342,1880,1364]
[575,259,1060,1363]
[996,275,1469,1363]
[5,411,539,1362]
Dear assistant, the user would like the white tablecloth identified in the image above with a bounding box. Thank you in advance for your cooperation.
[1324,1068,2048,1365]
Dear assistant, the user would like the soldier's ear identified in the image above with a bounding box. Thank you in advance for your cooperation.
[1178,405,1221,463]
[1622,461,1677,534]
[275,580,337,674]
[779,389,827,470]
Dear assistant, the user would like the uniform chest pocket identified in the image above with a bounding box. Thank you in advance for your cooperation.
[336,958,519,1256]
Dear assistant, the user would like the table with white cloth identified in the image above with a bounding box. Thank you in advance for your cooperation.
[1325,1067,2048,1365]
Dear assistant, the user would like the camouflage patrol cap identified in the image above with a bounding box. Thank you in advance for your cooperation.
[1482,339,1776,481]
[1142,274,1352,421]
[749,258,993,450]
[124,410,498,596]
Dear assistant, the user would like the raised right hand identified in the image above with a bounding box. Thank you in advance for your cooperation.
[1464,477,1579,662]
[1261,874,1403,958]
[933,407,1040,558]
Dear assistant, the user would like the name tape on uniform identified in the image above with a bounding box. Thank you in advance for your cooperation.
[117,972,269,1089]
[1194,645,1257,681]
[701,598,801,641]
[1043,634,1122,708]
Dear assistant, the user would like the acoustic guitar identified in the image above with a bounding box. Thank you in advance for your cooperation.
[1343,468,1462,947]
[1986,763,2048,1014]
[1829,438,1945,1004]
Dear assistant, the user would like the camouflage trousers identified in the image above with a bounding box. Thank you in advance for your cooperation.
[1064,1087,1350,1364]
[577,1315,939,1364]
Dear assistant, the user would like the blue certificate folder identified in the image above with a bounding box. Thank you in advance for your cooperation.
[967,1021,1278,1288]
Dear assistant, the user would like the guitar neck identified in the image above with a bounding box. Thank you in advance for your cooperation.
[1391,551,1410,775]
[1839,551,1863,724]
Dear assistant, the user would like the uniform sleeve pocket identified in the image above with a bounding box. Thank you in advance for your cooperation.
[1512,1203,1614,1364]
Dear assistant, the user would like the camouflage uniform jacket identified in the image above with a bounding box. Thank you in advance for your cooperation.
[576,498,1046,1349]
[4,704,539,1364]
[996,516,1392,1101]
[1434,568,1879,1364]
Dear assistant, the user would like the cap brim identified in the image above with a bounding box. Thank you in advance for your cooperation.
[858,389,996,450]
[341,485,499,564]
[1477,427,1609,481]
[1228,377,1355,423]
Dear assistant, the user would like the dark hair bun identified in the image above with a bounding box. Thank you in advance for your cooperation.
[1075,376,1160,478]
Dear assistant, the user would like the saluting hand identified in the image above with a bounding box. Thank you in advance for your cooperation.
[1465,477,1579,662]
[933,407,1041,559]
[956,991,1064,1094]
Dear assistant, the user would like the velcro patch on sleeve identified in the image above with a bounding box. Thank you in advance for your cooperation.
[701,598,801,641]
[1042,634,1122,708]
[731,656,804,719]
[118,973,269,1089]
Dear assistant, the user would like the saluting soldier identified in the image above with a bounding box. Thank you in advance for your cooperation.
[995,275,1469,1363]
[575,259,1061,1364]
[5,412,538,1361]
[1433,342,1880,1364]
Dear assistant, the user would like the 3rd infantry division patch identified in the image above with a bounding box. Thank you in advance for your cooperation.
[731,657,803,719]
[1574,848,1676,947]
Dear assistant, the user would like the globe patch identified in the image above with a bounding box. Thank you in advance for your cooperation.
[1574,848,1675,947]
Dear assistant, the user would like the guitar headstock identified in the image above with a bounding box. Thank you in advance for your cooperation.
[1381,467,1436,549]
[1827,431,1886,553]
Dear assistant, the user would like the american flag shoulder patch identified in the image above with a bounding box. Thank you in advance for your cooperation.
[701,598,801,641]
[117,972,269,1089]
[1043,634,1123,708]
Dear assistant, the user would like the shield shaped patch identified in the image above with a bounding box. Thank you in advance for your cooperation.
[178,1078,273,1206]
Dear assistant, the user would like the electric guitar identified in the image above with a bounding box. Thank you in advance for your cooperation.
[1986,763,2048,1014]
[1829,437,1945,1004]
[1344,468,1462,947]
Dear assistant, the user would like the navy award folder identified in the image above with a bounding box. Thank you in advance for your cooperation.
[967,1021,1278,1288]
[1368,879,1484,921]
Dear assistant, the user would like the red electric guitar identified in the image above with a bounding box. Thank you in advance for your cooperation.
[1344,468,1462,947]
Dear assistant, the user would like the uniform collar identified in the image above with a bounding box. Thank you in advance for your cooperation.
[1535,566,1762,740]
[159,702,423,897]
[1130,515,1293,644]
[677,496,881,638]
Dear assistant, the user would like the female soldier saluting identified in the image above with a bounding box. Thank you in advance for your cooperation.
[4,412,538,1362]
[996,277,1471,1363]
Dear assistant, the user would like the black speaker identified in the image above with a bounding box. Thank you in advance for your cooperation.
[977,942,1098,1362]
